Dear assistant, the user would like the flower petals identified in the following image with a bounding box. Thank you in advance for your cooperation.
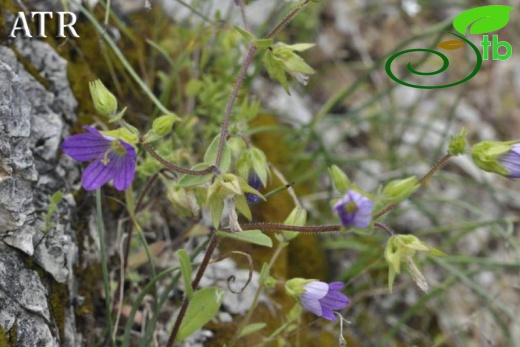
[112,146,136,191]
[62,133,110,162]
[300,280,350,321]
[333,190,373,228]
[62,126,137,191]
[82,160,116,191]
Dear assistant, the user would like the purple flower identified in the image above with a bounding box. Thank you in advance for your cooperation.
[333,190,373,228]
[62,126,136,191]
[246,173,262,205]
[300,281,350,321]
[498,143,520,178]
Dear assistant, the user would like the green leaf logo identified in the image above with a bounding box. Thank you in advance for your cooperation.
[453,5,514,35]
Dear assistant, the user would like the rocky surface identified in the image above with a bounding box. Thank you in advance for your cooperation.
[0,36,79,346]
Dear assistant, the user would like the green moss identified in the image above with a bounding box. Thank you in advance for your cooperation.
[49,282,68,343]
[23,256,67,344]
[0,323,17,347]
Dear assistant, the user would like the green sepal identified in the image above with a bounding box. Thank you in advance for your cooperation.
[328,165,351,194]
[209,198,224,229]
[448,128,468,156]
[89,79,118,118]
[234,194,252,220]
[471,140,519,176]
[285,277,314,298]
[101,126,139,146]
[263,49,290,94]
[382,176,419,203]
[108,106,127,123]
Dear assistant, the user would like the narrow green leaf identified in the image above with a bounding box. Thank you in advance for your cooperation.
[176,287,224,342]
[453,5,514,35]
[177,249,193,298]
[233,25,255,41]
[204,135,231,172]
[216,230,273,248]
[238,323,267,338]
[177,163,213,188]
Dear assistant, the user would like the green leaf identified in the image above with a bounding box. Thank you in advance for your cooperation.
[215,230,273,248]
[233,25,255,41]
[453,5,514,35]
[176,287,224,342]
[210,198,224,229]
[50,191,63,204]
[263,50,290,94]
[238,323,267,338]
[204,135,231,172]
[177,163,213,188]
[252,38,273,49]
[177,249,193,298]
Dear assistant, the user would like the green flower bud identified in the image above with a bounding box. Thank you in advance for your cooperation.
[89,79,118,118]
[471,140,520,176]
[382,176,419,203]
[385,234,445,293]
[263,42,316,94]
[448,128,468,156]
[206,174,265,228]
[152,114,178,136]
[328,165,351,194]
[237,147,270,187]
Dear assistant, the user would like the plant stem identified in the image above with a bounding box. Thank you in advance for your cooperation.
[241,222,340,233]
[265,0,311,39]
[374,153,452,220]
[214,45,257,168]
[141,142,218,175]
[95,189,115,347]
[228,239,286,346]
[214,0,313,168]
[166,232,220,347]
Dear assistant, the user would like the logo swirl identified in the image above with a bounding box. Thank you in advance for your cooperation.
[385,32,482,89]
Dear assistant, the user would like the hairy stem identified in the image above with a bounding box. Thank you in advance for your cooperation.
[166,233,220,346]
[374,153,452,220]
[214,0,313,168]
[142,142,218,175]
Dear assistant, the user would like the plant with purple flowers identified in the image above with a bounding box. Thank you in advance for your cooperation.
[333,190,374,229]
[285,278,350,321]
[62,126,137,191]
[471,140,520,177]
[59,2,520,346]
